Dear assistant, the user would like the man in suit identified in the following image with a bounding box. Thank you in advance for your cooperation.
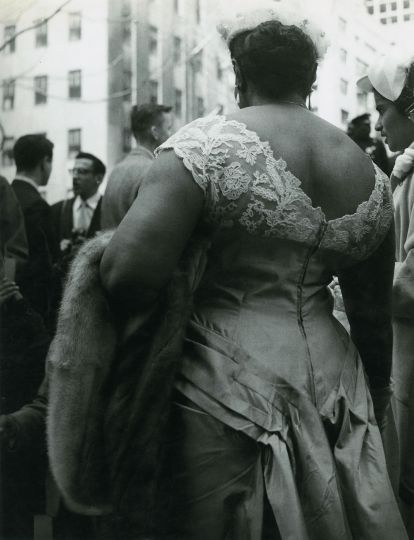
[11,134,58,326]
[101,104,173,229]
[0,175,28,280]
[52,151,105,260]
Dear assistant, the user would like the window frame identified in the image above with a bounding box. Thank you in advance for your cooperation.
[4,25,16,53]
[2,136,14,167]
[2,79,15,110]
[35,20,48,47]
[68,69,82,99]
[34,75,48,105]
[68,12,82,41]
[68,128,81,158]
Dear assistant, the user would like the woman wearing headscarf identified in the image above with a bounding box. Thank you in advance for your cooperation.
[359,50,414,533]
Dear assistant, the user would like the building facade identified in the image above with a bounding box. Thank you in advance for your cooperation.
[1,0,409,201]
[363,0,414,47]
[311,0,394,130]
[0,0,234,202]
[364,0,414,24]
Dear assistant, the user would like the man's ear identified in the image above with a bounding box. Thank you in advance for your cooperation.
[95,173,103,186]
[150,124,159,142]
[40,155,49,172]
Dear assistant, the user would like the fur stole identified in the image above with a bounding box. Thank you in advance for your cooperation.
[47,231,209,533]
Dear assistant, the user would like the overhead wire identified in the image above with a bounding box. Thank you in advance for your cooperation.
[0,0,73,52]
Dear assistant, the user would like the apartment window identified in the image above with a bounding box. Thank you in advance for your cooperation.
[379,3,386,12]
[68,70,81,99]
[193,50,203,72]
[4,25,16,53]
[174,88,182,117]
[174,0,180,13]
[391,2,397,9]
[123,128,131,153]
[35,20,48,47]
[149,80,158,103]
[68,12,81,40]
[149,25,158,54]
[356,58,368,76]
[121,0,131,17]
[338,17,347,31]
[339,48,347,63]
[68,129,81,158]
[357,92,368,109]
[403,0,410,8]
[197,96,204,117]
[174,36,182,63]
[34,75,47,104]
[122,21,131,42]
[216,58,223,80]
[2,137,14,167]
[340,78,348,95]
[341,109,349,124]
[2,80,15,110]
[123,69,132,101]
[195,0,201,24]
[367,6,374,14]
[404,13,411,19]
[380,17,387,23]
[391,15,398,22]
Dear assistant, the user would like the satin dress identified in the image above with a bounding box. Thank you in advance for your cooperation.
[156,115,407,539]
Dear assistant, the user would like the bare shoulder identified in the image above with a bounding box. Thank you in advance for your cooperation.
[307,114,378,212]
[310,113,375,179]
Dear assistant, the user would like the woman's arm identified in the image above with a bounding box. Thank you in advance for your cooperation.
[100,151,204,310]
[337,225,395,389]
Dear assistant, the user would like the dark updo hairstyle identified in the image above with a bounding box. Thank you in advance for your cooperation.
[229,20,318,100]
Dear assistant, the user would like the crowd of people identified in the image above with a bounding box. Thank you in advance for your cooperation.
[1,2,414,539]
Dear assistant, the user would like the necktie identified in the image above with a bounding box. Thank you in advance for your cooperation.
[77,201,90,233]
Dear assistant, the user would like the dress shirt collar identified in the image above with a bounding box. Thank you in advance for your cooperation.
[73,191,101,211]
[14,175,40,192]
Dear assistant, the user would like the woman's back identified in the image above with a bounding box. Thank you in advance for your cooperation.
[228,104,377,222]
[155,112,392,405]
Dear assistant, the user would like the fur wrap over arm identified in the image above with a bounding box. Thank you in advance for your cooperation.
[47,230,210,530]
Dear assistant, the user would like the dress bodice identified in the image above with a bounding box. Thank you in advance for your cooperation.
[157,115,393,402]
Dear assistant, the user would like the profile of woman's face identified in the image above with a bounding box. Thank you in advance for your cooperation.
[374,91,414,152]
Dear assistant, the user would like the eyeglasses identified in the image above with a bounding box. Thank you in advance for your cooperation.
[68,168,94,175]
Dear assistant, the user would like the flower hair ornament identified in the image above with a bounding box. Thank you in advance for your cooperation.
[216,0,330,60]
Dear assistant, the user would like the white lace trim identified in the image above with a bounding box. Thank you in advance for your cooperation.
[156,115,393,260]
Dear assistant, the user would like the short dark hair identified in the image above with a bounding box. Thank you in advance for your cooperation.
[75,151,106,176]
[13,134,54,171]
[130,104,172,137]
[229,20,318,100]
[349,113,371,126]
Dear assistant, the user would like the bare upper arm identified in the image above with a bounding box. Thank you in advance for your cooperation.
[100,150,204,299]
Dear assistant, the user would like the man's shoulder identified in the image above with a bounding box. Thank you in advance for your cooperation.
[12,180,43,209]
[108,152,152,184]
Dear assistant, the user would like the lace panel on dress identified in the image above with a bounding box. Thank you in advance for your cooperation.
[156,115,393,260]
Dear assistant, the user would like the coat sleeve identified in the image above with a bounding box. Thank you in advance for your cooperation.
[393,177,414,318]
[0,176,28,273]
